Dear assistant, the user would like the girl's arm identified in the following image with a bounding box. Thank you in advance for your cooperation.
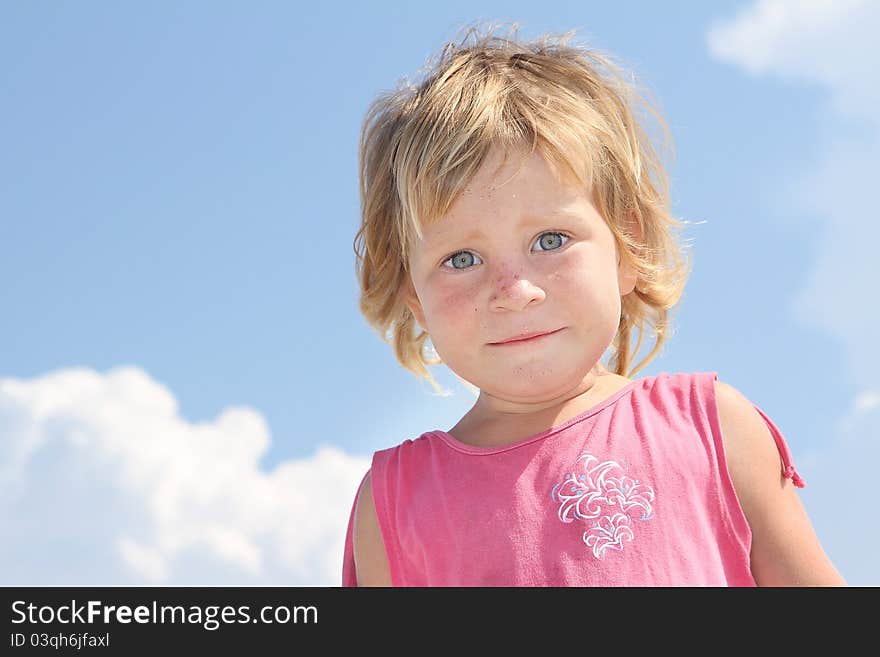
[352,472,394,586]
[714,380,847,586]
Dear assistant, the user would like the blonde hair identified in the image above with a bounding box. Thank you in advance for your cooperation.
[353,22,693,395]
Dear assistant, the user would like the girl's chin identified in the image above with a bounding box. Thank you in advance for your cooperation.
[475,374,578,400]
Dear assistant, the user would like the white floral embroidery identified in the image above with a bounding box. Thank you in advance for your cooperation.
[551,453,655,559]
[585,513,633,558]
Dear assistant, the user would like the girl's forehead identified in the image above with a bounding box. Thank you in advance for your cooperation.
[407,146,597,251]
[423,188,594,236]
[466,146,577,196]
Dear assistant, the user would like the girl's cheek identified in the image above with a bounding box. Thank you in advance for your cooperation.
[556,258,598,292]
[435,280,481,321]
[444,287,477,314]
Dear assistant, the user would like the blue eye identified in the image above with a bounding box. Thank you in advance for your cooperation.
[441,232,569,270]
[445,251,480,270]
[535,232,567,251]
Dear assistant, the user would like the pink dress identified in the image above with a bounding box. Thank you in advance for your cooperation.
[342,371,805,586]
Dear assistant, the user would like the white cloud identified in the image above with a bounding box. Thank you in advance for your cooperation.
[707,0,879,121]
[706,0,880,584]
[0,366,369,585]
[117,536,169,583]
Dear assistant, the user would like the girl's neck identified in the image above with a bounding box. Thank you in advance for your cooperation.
[447,367,633,449]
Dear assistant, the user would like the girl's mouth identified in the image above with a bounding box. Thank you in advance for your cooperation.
[489,328,564,346]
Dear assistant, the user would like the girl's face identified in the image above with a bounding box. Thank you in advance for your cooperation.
[404,145,638,413]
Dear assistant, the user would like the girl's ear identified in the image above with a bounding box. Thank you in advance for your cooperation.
[617,210,642,297]
[402,277,428,332]
[618,256,638,297]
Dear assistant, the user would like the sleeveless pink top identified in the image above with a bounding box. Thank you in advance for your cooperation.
[342,371,805,586]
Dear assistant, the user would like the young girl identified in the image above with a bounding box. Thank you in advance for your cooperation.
[342,25,845,586]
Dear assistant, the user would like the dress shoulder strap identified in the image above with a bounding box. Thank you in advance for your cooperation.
[699,371,805,488]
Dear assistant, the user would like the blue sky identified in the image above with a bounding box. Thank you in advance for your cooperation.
[1,1,877,585]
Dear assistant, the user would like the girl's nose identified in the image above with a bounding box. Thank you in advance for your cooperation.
[489,272,546,311]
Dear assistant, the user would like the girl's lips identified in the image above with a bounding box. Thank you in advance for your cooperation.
[488,328,564,346]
